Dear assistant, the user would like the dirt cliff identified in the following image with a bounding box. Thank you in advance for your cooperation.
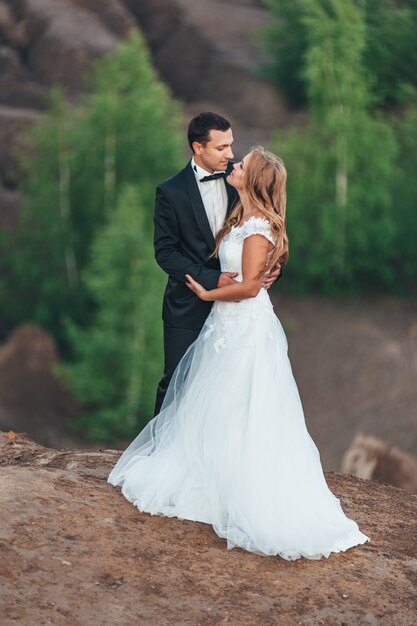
[0,325,82,449]
[1,432,416,625]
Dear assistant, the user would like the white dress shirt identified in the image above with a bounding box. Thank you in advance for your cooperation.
[191,157,228,236]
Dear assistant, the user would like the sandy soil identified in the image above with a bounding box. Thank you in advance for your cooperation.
[0,432,416,625]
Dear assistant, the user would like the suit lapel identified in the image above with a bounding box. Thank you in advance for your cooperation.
[184,161,216,249]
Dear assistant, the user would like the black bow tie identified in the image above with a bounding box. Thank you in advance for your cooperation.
[197,169,226,183]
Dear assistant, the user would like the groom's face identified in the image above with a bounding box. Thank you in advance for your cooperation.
[193,128,234,173]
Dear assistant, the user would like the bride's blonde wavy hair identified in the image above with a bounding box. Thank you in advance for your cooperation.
[213,146,289,273]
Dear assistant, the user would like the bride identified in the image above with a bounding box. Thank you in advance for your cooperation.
[107,146,370,560]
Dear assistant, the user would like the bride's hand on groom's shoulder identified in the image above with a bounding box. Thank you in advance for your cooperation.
[185,274,209,301]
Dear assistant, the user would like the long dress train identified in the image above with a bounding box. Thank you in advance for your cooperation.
[107,216,370,560]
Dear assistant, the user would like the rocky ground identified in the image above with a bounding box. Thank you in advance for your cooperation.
[0,432,416,626]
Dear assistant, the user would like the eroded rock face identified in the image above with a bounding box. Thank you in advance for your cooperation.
[2,0,126,91]
[0,0,131,213]
[125,0,288,157]
[0,325,82,448]
[276,295,417,472]
[0,432,416,625]
[342,433,417,493]
[126,0,286,125]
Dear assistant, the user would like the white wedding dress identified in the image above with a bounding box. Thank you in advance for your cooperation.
[107,216,370,560]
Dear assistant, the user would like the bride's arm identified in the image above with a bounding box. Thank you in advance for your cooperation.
[186,235,271,302]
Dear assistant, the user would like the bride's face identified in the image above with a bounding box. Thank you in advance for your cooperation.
[227,152,250,190]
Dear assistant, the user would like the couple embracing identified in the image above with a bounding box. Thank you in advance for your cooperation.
[108,112,370,560]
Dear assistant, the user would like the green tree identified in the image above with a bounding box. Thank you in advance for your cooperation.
[0,90,84,341]
[273,0,398,293]
[261,0,417,109]
[1,30,183,350]
[390,105,417,290]
[260,0,308,107]
[60,185,163,440]
[364,0,417,106]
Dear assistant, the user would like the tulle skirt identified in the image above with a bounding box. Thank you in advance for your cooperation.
[107,291,370,559]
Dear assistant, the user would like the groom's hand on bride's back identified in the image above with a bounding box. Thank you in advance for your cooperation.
[261,263,283,290]
[218,272,238,288]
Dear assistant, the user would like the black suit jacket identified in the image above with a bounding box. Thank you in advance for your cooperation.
[154,161,238,329]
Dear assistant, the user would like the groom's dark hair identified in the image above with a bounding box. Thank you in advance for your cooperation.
[188,112,231,151]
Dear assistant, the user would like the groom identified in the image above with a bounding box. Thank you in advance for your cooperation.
[153,112,280,414]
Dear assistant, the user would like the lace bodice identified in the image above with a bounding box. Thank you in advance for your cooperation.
[204,216,277,350]
[219,215,276,280]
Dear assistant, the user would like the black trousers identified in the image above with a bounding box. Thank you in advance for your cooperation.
[154,324,201,416]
